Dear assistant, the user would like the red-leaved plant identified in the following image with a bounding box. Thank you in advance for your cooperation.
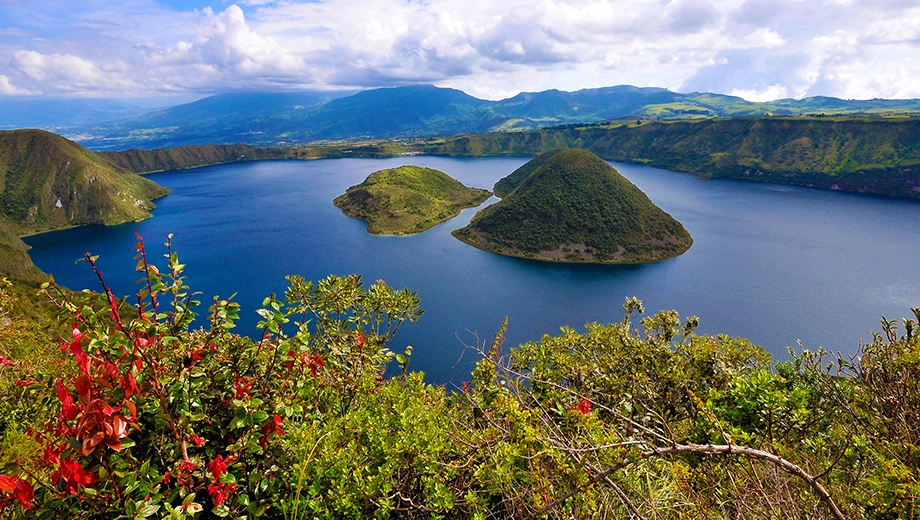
[1,233,421,518]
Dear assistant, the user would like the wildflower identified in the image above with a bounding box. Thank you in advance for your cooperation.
[56,380,79,421]
[208,481,235,506]
[233,376,253,398]
[259,414,284,447]
[54,458,98,494]
[13,479,33,509]
[208,455,228,481]
[178,460,198,474]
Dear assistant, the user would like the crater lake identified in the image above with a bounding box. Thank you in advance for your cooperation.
[24,156,920,385]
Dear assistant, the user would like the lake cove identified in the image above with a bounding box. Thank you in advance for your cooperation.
[24,157,920,385]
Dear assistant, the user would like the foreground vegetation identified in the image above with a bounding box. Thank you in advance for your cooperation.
[0,235,917,518]
[455,149,692,263]
[334,165,491,235]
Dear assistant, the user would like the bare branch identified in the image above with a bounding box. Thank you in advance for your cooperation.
[526,443,847,520]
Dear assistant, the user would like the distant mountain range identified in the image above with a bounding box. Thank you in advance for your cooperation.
[3,85,920,150]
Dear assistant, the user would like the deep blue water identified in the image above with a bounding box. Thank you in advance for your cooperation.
[24,157,920,385]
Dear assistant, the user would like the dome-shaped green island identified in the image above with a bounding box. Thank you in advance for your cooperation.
[334,165,491,235]
[452,149,693,263]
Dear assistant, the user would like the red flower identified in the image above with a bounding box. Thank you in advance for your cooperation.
[208,455,228,481]
[55,458,98,494]
[0,357,15,366]
[13,479,33,509]
[233,376,253,398]
[259,414,285,447]
[356,333,365,349]
[178,460,198,474]
[576,400,592,415]
[0,474,15,492]
[189,434,204,447]
[208,481,235,506]
[56,380,79,421]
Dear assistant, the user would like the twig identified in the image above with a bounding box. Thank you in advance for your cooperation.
[526,443,846,520]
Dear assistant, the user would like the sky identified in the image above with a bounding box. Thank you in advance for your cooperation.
[0,0,918,102]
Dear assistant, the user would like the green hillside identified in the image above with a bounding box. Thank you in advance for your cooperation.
[0,224,45,282]
[0,129,169,236]
[493,149,564,197]
[334,165,491,235]
[426,118,920,199]
[0,129,170,285]
[454,149,692,263]
[99,143,289,173]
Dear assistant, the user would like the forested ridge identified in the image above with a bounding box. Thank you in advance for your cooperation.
[101,117,920,200]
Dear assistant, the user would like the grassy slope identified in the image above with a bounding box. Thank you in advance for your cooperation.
[0,129,170,291]
[493,149,565,197]
[454,149,693,264]
[0,130,169,235]
[426,118,920,199]
[99,144,289,173]
[334,165,491,235]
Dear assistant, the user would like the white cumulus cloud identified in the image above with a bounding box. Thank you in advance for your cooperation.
[0,0,919,100]
[0,74,30,95]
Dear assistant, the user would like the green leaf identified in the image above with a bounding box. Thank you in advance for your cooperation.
[136,503,161,519]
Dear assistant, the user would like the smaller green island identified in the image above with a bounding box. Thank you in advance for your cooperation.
[333,165,491,235]
[453,149,693,264]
